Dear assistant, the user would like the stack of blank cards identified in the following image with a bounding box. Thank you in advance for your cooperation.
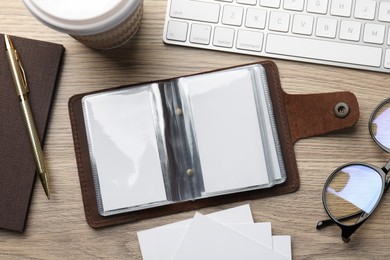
[137,204,292,260]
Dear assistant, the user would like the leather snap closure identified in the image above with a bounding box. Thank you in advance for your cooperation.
[334,102,350,118]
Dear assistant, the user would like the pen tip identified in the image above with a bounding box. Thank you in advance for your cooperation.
[39,172,51,200]
[43,187,51,200]
[44,186,50,200]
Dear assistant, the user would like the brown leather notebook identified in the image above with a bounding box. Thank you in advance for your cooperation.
[69,61,359,228]
[0,34,64,232]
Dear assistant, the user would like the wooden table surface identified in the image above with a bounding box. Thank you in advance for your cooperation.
[1,1,390,259]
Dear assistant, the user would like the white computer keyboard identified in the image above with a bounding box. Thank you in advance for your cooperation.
[163,0,390,73]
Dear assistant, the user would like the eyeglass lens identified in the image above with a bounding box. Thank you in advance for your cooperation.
[325,165,382,226]
[370,99,390,151]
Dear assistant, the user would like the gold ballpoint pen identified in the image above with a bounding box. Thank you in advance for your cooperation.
[4,35,50,199]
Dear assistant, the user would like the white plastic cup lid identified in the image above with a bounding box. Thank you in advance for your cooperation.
[23,0,141,36]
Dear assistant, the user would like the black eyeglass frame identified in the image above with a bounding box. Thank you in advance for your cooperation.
[316,98,390,243]
[317,161,390,242]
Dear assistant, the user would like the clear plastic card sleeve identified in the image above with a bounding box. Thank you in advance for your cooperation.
[81,64,287,216]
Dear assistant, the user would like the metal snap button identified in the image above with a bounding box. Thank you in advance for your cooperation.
[334,102,350,118]
[175,108,183,116]
[186,168,194,177]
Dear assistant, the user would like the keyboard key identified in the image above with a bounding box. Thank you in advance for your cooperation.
[316,17,337,38]
[213,27,235,48]
[307,0,328,14]
[170,0,220,23]
[269,11,290,32]
[190,23,212,45]
[378,2,390,22]
[260,0,280,8]
[330,0,353,17]
[384,49,390,68]
[245,8,267,29]
[237,0,257,5]
[339,20,361,41]
[166,20,188,42]
[292,14,314,35]
[236,30,264,51]
[363,23,385,44]
[388,28,390,45]
[354,0,376,20]
[284,0,304,11]
[266,34,382,67]
[222,5,244,26]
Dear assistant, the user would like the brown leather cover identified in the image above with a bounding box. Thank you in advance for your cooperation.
[0,34,64,232]
[68,61,359,228]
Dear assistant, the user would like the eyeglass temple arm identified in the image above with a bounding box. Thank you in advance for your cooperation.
[317,211,368,243]
[316,210,368,230]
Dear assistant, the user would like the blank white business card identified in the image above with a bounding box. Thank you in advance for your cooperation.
[178,68,270,194]
[137,204,292,260]
[171,213,289,260]
[137,205,254,260]
[83,86,167,214]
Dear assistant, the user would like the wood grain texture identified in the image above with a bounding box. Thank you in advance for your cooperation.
[1,1,390,259]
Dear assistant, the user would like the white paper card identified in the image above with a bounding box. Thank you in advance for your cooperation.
[166,204,254,228]
[138,204,292,260]
[83,86,167,213]
[273,235,292,260]
[137,205,254,260]
[172,213,289,260]
[229,222,273,249]
[178,68,269,193]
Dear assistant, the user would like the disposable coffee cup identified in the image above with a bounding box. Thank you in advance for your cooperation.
[23,0,143,49]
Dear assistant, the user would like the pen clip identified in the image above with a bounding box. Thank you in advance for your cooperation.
[14,50,29,93]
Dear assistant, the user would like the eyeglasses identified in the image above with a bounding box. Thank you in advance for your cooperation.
[316,98,390,243]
